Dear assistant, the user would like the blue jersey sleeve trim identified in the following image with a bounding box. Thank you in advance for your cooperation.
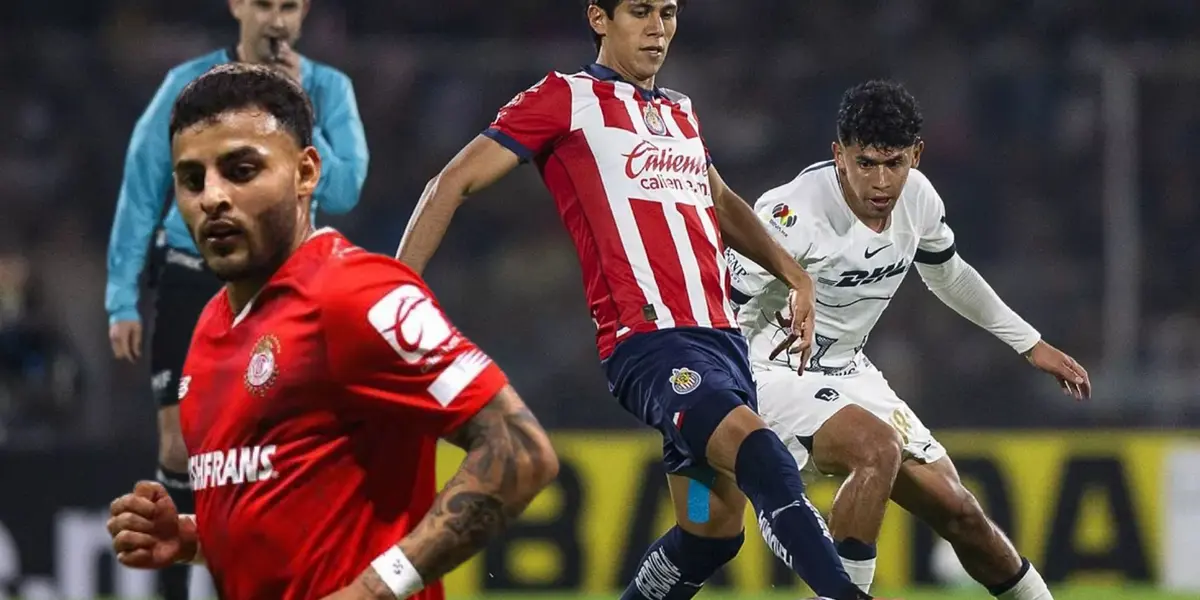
[483,127,534,163]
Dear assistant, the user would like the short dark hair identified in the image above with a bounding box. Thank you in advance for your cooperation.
[586,0,687,52]
[836,80,923,150]
[169,63,314,148]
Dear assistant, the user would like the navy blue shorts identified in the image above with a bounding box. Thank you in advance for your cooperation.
[604,327,758,484]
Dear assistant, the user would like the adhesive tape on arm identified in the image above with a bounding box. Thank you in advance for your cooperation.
[370,546,424,599]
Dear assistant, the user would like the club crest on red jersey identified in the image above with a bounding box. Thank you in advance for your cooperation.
[669,367,702,395]
[245,334,281,395]
[643,103,668,136]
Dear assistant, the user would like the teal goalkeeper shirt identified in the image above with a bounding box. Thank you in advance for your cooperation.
[105,48,369,326]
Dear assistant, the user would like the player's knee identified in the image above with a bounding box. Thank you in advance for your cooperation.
[687,496,747,539]
[814,405,902,476]
[704,404,769,475]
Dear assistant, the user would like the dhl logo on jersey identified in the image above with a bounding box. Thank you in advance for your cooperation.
[189,445,278,491]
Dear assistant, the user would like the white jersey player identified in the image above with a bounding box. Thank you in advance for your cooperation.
[726,81,1091,600]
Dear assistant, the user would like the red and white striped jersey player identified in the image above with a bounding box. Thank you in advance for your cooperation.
[396,2,875,599]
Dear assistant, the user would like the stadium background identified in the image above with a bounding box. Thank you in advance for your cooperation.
[0,0,1197,598]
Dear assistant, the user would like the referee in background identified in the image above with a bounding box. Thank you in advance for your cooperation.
[105,1,368,598]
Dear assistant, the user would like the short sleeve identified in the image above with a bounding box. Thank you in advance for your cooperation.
[321,253,508,435]
[483,73,572,163]
[912,171,958,265]
[726,191,815,304]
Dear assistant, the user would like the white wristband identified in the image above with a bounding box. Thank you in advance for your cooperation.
[370,546,424,599]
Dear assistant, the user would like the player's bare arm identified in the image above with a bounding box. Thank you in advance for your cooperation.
[395,136,520,274]
[353,385,558,599]
[709,165,815,367]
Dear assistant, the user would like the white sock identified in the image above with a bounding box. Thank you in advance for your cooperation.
[840,556,876,593]
[994,560,1052,600]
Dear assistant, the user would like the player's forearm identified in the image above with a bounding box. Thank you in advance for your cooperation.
[360,388,558,598]
[395,175,467,275]
[715,188,810,290]
[916,256,1041,353]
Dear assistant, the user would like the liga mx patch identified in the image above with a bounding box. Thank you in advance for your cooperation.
[642,103,668,136]
[669,367,702,395]
[244,334,281,396]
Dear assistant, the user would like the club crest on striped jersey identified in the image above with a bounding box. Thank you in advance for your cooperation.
[642,103,668,136]
[245,334,281,395]
[669,367,702,395]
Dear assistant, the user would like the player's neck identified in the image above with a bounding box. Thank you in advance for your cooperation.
[226,279,265,318]
[595,53,655,91]
[225,224,315,318]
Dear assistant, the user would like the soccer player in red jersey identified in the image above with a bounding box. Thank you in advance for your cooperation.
[396,2,874,599]
[105,63,559,600]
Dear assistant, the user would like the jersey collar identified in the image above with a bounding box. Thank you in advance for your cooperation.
[584,63,667,101]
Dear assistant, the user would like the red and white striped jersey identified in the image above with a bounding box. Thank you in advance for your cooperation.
[484,63,737,359]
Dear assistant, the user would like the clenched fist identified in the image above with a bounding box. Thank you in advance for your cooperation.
[107,481,199,568]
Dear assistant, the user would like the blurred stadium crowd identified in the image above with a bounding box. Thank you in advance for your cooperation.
[1,0,1197,446]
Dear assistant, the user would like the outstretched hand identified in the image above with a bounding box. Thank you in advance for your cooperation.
[1025,340,1091,400]
[768,287,815,375]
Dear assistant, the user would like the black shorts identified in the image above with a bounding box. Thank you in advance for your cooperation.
[149,247,222,407]
[603,327,758,485]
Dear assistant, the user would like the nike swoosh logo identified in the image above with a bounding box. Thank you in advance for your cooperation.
[864,244,892,259]
[770,500,803,520]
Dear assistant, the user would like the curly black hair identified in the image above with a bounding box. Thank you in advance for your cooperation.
[586,0,688,52]
[836,80,923,150]
[169,63,314,148]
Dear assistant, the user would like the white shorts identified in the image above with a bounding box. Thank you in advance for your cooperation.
[755,366,946,476]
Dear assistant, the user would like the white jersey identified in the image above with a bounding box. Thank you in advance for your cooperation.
[726,161,956,375]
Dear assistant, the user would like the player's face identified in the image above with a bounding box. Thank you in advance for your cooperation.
[172,109,320,283]
[592,0,679,80]
[833,141,924,222]
[230,0,308,60]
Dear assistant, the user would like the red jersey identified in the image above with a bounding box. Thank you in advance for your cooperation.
[483,63,737,359]
[178,228,507,600]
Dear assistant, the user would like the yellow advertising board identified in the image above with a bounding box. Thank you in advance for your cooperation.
[435,430,1186,595]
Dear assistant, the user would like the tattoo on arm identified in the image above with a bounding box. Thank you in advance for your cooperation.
[391,386,554,585]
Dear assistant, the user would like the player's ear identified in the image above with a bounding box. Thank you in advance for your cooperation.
[296,146,321,200]
[911,139,924,168]
[831,141,843,169]
[587,4,609,39]
[227,0,241,19]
